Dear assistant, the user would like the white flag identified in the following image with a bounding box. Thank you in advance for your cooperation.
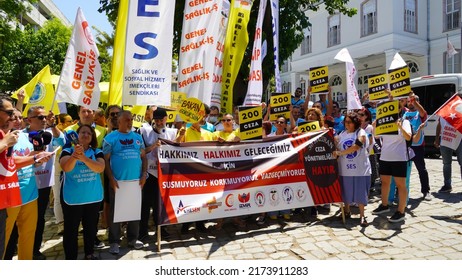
[448,39,458,58]
[334,48,362,110]
[389,52,407,70]
[122,1,175,106]
[177,0,223,105]
[56,8,102,110]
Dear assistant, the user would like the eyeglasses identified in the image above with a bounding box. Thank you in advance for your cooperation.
[0,109,14,117]
[358,113,365,117]
[29,115,47,120]
[221,119,233,122]
[275,121,285,125]
[110,112,120,117]
[332,106,338,108]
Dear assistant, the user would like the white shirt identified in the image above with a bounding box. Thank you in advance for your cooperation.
[379,119,412,162]
[139,124,177,177]
[337,129,371,176]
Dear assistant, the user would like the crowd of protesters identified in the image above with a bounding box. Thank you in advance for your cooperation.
[1,83,461,260]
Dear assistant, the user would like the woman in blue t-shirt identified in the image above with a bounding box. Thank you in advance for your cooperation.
[60,124,105,260]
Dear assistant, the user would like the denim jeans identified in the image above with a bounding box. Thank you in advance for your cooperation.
[410,145,430,194]
[440,142,462,187]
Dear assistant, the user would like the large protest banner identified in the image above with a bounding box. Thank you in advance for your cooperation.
[157,130,342,225]
[122,0,174,106]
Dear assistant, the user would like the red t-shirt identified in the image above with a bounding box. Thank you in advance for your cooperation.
[0,130,22,209]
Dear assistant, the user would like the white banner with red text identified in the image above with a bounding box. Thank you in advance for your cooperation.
[56,8,101,110]
[157,130,342,225]
[178,0,223,105]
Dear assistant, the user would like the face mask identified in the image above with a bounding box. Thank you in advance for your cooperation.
[208,116,218,123]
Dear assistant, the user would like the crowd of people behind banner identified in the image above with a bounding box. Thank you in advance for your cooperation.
[1,84,461,260]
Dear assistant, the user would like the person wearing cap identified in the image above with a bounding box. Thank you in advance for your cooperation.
[137,107,178,241]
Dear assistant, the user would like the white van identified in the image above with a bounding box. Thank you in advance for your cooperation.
[410,74,462,156]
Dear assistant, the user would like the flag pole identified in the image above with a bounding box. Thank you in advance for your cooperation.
[422,92,459,125]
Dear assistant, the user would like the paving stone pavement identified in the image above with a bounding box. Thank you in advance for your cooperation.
[32,157,462,260]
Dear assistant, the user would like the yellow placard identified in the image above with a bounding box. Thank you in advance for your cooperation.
[388,66,411,99]
[171,91,187,110]
[269,92,291,121]
[298,121,321,134]
[309,66,329,94]
[178,97,205,123]
[375,101,399,135]
[238,106,262,140]
[166,109,177,125]
[123,105,147,128]
[368,73,389,101]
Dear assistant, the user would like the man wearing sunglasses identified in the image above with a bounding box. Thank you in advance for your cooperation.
[0,94,21,259]
[2,103,54,260]
[6,106,65,260]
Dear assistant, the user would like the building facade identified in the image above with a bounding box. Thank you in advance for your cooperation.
[281,0,461,106]
[17,0,71,30]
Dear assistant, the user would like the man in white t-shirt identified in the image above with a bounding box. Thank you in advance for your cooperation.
[434,117,462,193]
[138,108,178,240]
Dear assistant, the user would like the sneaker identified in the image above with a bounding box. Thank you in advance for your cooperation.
[57,222,64,235]
[438,186,452,193]
[360,216,368,227]
[128,240,144,250]
[33,252,46,260]
[138,233,149,242]
[372,204,390,215]
[283,214,291,220]
[94,238,105,249]
[388,211,405,223]
[84,254,98,260]
[256,215,266,225]
[423,193,433,201]
[109,243,119,255]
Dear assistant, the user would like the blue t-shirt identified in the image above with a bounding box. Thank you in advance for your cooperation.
[403,110,426,146]
[333,115,345,135]
[368,107,377,122]
[12,133,37,205]
[103,130,145,181]
[61,147,104,205]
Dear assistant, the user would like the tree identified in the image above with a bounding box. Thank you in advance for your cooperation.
[0,18,72,92]
[0,0,34,49]
[98,0,357,103]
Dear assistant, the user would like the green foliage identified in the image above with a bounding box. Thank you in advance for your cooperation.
[0,18,72,92]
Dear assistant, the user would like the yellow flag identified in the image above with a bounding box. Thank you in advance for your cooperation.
[123,105,147,128]
[221,0,253,115]
[12,65,59,115]
[108,0,129,106]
